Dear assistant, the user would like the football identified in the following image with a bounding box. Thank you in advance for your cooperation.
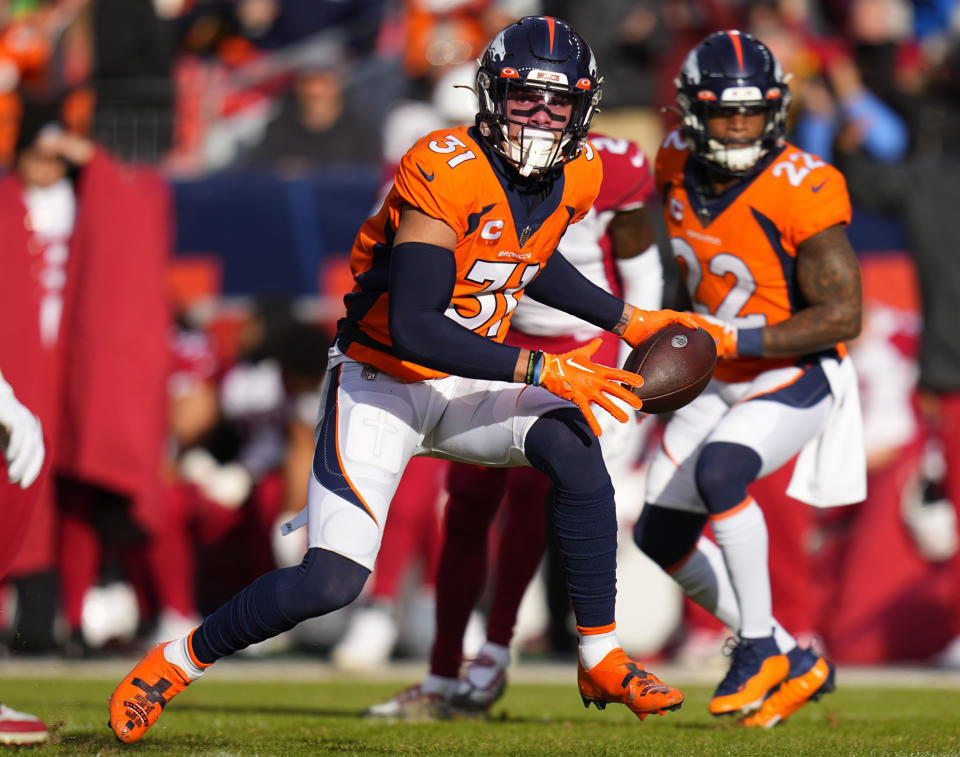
[622,323,717,414]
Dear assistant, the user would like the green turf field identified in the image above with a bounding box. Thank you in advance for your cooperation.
[4,672,960,756]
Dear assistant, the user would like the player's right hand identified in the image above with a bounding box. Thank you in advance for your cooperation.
[536,339,644,437]
[0,390,45,489]
[622,307,699,348]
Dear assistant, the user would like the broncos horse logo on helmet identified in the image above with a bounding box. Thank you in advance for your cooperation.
[475,16,602,177]
[675,30,791,175]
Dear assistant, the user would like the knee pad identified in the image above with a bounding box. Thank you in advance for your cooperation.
[277,547,370,623]
[695,441,762,515]
[525,408,607,492]
[633,504,707,570]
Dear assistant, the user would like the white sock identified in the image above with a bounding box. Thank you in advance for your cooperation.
[578,630,619,670]
[163,635,207,681]
[422,674,458,698]
[710,500,773,639]
[772,621,796,654]
[466,641,510,687]
[670,536,741,630]
[672,537,797,653]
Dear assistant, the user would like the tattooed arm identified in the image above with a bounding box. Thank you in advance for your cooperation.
[761,224,862,357]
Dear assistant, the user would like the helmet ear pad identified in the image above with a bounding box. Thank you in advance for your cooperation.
[675,30,791,175]
[475,16,603,174]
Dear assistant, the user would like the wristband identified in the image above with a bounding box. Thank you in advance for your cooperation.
[737,327,764,357]
[525,350,544,384]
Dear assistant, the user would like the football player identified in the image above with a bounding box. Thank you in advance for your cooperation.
[632,30,865,727]
[108,16,694,743]
[364,134,665,719]
[0,368,50,748]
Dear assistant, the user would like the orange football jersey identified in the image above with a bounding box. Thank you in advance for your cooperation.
[341,125,603,382]
[655,129,852,383]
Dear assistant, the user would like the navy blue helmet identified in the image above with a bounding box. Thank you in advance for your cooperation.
[476,16,602,176]
[675,30,791,174]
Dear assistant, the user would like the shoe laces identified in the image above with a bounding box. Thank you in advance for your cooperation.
[717,637,773,690]
[720,636,740,658]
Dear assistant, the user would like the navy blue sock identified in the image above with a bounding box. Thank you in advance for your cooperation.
[525,409,617,628]
[633,504,707,569]
[191,547,369,664]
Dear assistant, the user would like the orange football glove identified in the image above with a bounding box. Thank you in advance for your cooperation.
[622,307,700,348]
[535,339,644,437]
[686,312,739,359]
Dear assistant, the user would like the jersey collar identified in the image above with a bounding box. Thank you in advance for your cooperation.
[682,144,786,227]
[470,126,567,247]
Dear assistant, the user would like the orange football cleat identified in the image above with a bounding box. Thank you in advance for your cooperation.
[577,648,684,721]
[709,636,789,716]
[108,643,192,743]
[739,649,835,728]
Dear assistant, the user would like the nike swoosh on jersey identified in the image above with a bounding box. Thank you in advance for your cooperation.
[811,180,827,193]
[417,164,435,182]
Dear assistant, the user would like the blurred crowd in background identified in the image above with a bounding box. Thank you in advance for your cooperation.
[1,0,959,674]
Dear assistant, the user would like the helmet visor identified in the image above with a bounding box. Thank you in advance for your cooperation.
[504,87,574,127]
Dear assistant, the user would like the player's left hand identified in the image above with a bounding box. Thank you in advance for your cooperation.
[686,312,738,359]
[622,307,699,348]
[536,339,644,437]
[0,390,45,489]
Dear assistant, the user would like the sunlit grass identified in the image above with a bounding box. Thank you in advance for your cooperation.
[5,672,960,756]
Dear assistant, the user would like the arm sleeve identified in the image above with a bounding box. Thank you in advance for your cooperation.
[388,242,522,381]
[617,243,663,310]
[615,243,664,367]
[525,250,625,331]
